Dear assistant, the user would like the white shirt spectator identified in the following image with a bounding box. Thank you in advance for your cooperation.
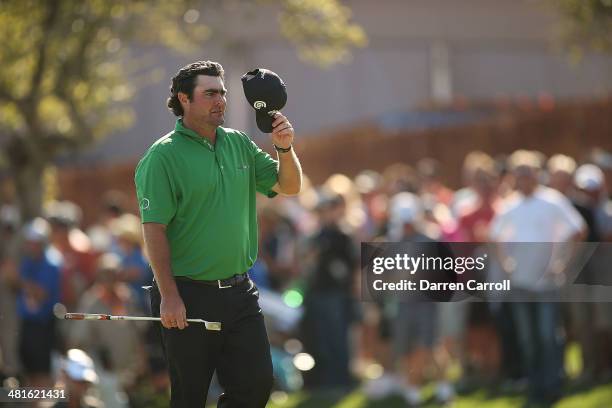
[490,186,585,290]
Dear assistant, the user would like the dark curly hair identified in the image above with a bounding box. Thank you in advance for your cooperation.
[167,61,225,117]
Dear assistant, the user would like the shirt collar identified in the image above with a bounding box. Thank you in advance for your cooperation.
[174,119,223,151]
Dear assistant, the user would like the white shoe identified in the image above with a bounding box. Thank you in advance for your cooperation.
[363,374,400,400]
[402,385,423,406]
[435,381,455,403]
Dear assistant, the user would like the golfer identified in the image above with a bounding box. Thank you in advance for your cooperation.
[135,60,302,407]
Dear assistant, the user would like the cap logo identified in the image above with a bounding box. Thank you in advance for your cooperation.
[253,101,266,109]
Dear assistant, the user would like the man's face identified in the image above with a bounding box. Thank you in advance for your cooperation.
[67,378,90,398]
[24,240,45,258]
[513,165,539,195]
[549,170,573,193]
[472,170,497,199]
[181,75,227,127]
[579,186,602,204]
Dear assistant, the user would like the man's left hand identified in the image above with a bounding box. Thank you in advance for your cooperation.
[270,112,294,149]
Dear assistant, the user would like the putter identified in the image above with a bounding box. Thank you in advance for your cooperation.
[63,312,222,331]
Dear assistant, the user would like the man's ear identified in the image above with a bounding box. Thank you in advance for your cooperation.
[178,92,189,105]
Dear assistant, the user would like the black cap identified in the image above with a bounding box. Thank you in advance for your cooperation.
[241,68,287,133]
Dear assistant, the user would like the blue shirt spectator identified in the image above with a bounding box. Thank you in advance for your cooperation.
[17,247,62,321]
[120,246,152,310]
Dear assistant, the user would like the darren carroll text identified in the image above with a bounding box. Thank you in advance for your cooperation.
[372,279,511,292]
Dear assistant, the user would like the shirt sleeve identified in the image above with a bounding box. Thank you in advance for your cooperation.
[243,133,279,198]
[554,197,586,240]
[134,150,177,224]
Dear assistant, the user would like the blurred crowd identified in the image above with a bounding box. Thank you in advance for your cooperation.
[1,146,612,407]
[0,192,163,407]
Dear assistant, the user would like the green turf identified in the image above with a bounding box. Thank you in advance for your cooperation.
[206,343,608,407]
[262,383,612,408]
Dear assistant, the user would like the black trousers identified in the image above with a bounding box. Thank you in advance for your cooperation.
[19,318,55,375]
[150,277,273,408]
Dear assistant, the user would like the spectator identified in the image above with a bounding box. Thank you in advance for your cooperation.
[456,153,499,242]
[100,190,127,226]
[15,218,62,388]
[255,207,298,290]
[389,192,451,405]
[574,164,612,241]
[301,191,357,390]
[86,190,130,256]
[0,204,21,378]
[354,170,386,239]
[570,164,612,384]
[451,151,490,217]
[490,150,586,406]
[589,148,612,198]
[46,201,97,311]
[547,154,577,196]
[323,173,368,234]
[381,162,418,196]
[110,213,152,312]
[50,348,103,408]
[69,253,146,394]
[417,158,454,207]
[453,153,506,386]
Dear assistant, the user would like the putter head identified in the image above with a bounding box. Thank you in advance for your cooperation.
[205,321,222,331]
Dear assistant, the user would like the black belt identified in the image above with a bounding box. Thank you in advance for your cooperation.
[175,273,248,289]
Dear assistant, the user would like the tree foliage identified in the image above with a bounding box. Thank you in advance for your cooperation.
[279,0,367,66]
[554,0,612,56]
[0,0,366,220]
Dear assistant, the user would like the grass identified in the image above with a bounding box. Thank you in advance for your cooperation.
[263,383,612,408]
[203,343,609,407]
[261,344,609,408]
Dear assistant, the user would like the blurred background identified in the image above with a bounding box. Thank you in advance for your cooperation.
[1,0,612,407]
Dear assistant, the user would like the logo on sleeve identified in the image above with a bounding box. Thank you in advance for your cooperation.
[140,198,150,210]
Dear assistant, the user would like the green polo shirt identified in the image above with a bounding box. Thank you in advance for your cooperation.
[134,119,278,280]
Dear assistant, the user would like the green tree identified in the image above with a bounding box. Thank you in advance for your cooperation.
[0,0,366,220]
[554,0,612,56]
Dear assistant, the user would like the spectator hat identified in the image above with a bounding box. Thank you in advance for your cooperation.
[110,213,142,246]
[315,188,344,211]
[508,150,543,171]
[547,154,577,175]
[575,164,604,191]
[45,200,82,227]
[63,349,98,384]
[23,217,50,242]
[355,170,382,195]
[0,205,20,230]
[242,68,287,133]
